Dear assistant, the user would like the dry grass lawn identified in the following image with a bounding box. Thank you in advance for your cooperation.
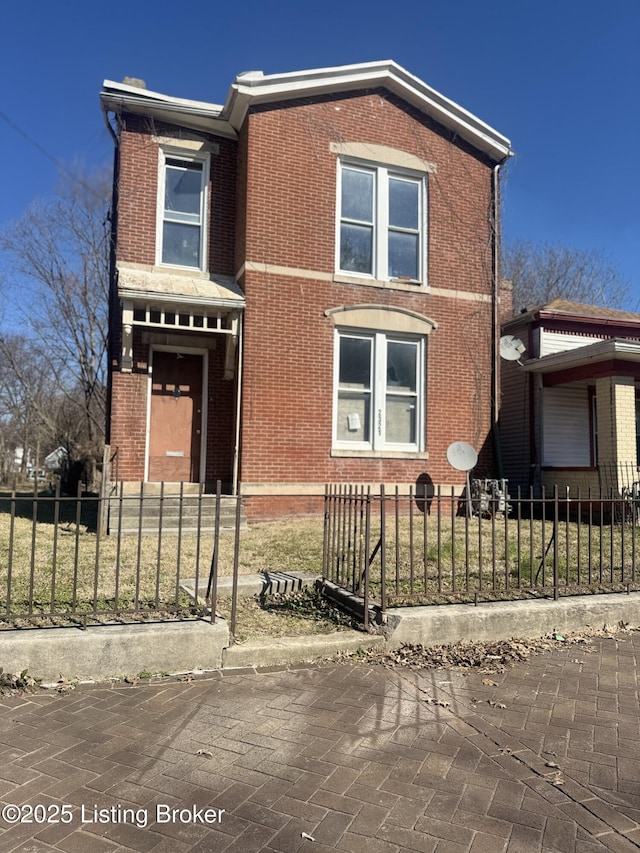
[0,490,328,634]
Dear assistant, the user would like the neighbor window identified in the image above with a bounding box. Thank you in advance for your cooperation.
[333,330,424,451]
[338,162,426,283]
[158,152,209,269]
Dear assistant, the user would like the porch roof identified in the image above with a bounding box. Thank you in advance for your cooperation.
[117,264,245,311]
[522,337,640,375]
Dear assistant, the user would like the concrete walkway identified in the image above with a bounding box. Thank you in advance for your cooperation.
[0,631,639,852]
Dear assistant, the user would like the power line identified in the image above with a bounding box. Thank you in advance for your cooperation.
[0,109,107,201]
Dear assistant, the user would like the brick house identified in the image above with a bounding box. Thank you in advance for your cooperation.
[100,61,513,517]
[501,299,640,498]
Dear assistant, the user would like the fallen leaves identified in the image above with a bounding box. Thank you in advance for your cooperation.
[345,624,636,674]
[0,668,41,697]
[423,697,450,708]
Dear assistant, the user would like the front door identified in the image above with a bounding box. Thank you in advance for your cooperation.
[148,350,203,481]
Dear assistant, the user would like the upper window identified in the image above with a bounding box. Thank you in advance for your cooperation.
[338,162,426,283]
[333,329,424,452]
[157,152,209,270]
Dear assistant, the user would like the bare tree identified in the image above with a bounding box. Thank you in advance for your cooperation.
[0,169,111,464]
[502,240,634,315]
[0,336,49,481]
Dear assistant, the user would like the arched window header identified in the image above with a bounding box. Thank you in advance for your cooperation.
[325,304,437,335]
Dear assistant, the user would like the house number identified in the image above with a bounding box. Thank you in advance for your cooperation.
[377,409,382,437]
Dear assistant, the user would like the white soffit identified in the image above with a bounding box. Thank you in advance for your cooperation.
[100,80,233,138]
[522,338,640,374]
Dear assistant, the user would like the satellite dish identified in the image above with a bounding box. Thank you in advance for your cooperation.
[499,335,526,362]
[446,441,478,472]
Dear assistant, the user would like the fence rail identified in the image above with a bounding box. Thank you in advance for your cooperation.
[323,484,640,623]
[5,478,640,634]
[0,481,243,633]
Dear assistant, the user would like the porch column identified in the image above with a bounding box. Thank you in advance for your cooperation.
[595,375,636,493]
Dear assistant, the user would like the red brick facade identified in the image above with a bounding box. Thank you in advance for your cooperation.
[102,64,511,509]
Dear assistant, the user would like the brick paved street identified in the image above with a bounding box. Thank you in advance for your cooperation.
[0,631,639,852]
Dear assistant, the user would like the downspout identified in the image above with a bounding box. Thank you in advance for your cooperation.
[102,109,120,450]
[492,162,504,479]
[102,106,119,146]
[232,312,244,495]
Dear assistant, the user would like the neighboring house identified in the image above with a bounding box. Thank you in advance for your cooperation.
[44,446,69,474]
[501,299,640,498]
[100,61,513,517]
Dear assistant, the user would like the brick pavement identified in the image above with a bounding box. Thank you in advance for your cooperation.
[0,631,639,852]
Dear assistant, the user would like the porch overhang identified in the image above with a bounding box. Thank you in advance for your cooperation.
[117,264,245,310]
[521,338,640,386]
[116,264,245,373]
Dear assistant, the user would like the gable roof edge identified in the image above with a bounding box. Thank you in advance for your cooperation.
[102,61,513,161]
[226,61,513,162]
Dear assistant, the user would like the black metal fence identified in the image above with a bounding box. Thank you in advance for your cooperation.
[598,461,640,499]
[6,478,640,635]
[0,481,243,633]
[323,484,640,625]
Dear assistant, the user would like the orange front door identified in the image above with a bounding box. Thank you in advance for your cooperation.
[148,351,203,481]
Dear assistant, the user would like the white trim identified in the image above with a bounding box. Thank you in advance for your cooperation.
[232,313,244,496]
[523,338,640,375]
[336,159,427,286]
[102,61,513,162]
[331,449,429,459]
[332,328,425,453]
[146,345,209,483]
[224,61,512,161]
[156,148,210,272]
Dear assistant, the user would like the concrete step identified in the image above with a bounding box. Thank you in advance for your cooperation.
[222,630,385,669]
[181,572,320,602]
[107,491,245,535]
[114,503,238,520]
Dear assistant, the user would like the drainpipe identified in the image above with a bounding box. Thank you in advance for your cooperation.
[492,162,504,479]
[232,312,244,495]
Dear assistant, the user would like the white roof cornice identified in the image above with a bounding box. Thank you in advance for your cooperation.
[100,80,236,138]
[225,61,512,161]
[101,61,513,161]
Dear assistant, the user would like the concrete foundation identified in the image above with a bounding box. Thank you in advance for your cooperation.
[385,592,640,647]
[2,592,639,684]
[0,619,229,684]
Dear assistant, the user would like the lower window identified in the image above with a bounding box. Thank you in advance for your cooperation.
[333,330,424,452]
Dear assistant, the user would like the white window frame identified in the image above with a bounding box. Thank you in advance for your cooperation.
[156,148,210,272]
[336,160,428,285]
[332,329,425,453]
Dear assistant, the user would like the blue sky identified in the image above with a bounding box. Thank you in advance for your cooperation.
[1,0,638,305]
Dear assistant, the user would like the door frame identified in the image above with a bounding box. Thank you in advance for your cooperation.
[145,345,209,483]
